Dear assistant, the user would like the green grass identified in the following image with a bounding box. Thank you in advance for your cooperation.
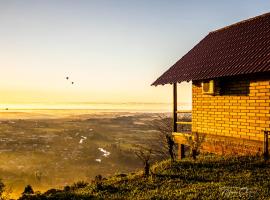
[18,154,270,200]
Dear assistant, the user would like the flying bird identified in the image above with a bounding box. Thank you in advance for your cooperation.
[65,76,75,85]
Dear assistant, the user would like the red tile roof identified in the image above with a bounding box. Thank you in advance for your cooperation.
[152,12,270,86]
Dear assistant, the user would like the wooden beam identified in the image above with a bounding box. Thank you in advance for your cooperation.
[176,110,191,113]
[173,83,177,132]
[176,121,192,125]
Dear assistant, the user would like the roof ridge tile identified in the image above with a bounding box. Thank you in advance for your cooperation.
[211,12,270,34]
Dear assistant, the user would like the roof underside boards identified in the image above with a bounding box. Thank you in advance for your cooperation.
[152,12,270,86]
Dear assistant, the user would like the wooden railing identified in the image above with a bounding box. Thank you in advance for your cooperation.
[176,110,191,113]
[175,110,192,129]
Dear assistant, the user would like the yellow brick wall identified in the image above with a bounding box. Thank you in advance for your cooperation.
[192,76,270,142]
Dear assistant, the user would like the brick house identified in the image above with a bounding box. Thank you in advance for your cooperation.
[152,13,270,157]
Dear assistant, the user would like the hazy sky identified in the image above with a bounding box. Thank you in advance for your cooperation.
[0,0,269,104]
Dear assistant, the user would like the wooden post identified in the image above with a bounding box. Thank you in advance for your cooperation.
[173,83,177,133]
[264,130,269,161]
[173,83,185,159]
[179,143,185,159]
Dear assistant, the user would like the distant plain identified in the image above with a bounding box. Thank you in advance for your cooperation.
[0,109,168,198]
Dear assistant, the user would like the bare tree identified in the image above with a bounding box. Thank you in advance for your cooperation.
[184,132,206,160]
[134,146,153,177]
[148,114,177,161]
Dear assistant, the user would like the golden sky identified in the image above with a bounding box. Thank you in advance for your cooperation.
[0,1,269,106]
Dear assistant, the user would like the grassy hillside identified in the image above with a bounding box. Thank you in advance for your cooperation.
[17,154,270,200]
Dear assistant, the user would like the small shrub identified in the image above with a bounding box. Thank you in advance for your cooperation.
[43,188,62,196]
[63,185,71,192]
[93,174,103,190]
[70,181,89,191]
[0,180,4,197]
[22,185,34,195]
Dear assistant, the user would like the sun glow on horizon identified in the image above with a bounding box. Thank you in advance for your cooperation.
[1,1,268,111]
[0,79,192,107]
